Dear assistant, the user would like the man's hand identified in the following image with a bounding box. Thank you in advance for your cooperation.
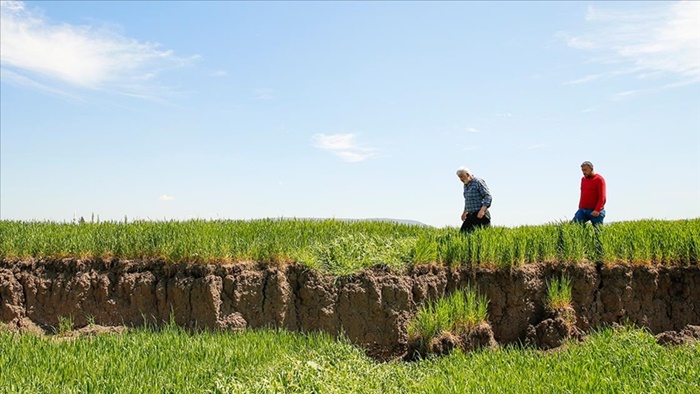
[477,207,486,219]
[461,211,467,221]
[592,210,600,217]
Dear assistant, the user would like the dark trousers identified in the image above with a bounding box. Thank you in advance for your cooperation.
[460,212,491,233]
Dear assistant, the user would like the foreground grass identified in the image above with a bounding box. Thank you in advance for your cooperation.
[0,325,697,393]
[1,218,698,274]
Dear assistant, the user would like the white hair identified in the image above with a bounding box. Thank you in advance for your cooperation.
[456,166,472,176]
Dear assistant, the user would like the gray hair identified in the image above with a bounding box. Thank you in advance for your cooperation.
[456,166,472,176]
[581,161,594,169]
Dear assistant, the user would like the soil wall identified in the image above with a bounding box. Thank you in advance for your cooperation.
[1,259,698,357]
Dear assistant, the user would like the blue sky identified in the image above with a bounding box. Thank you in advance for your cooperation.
[1,1,699,227]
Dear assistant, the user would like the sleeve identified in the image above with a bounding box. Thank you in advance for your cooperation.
[464,185,469,211]
[595,176,606,212]
[479,179,493,208]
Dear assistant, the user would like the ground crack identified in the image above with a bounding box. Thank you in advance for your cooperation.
[591,262,605,316]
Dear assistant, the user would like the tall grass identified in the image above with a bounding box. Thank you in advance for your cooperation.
[407,287,489,341]
[1,325,697,393]
[546,276,573,310]
[0,218,698,274]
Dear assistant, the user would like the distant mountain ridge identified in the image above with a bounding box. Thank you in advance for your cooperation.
[276,217,430,227]
[350,218,430,227]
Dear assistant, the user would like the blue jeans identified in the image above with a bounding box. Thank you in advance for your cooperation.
[572,208,605,226]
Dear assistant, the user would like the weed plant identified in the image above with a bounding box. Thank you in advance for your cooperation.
[546,276,573,311]
[1,218,698,275]
[56,316,74,335]
[0,325,697,393]
[407,286,489,342]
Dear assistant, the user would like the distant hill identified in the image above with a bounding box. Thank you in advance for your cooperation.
[355,218,430,227]
[282,217,431,227]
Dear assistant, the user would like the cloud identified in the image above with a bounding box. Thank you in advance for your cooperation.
[312,133,356,150]
[0,1,193,99]
[525,143,548,150]
[210,70,228,77]
[253,88,277,100]
[496,112,513,118]
[562,1,700,87]
[559,34,596,50]
[0,67,85,101]
[451,124,481,133]
[564,74,603,85]
[159,194,175,201]
[311,133,377,163]
[612,89,643,101]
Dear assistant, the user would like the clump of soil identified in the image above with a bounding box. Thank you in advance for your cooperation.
[655,325,700,346]
[0,318,129,342]
[405,322,496,361]
[526,306,585,350]
[69,324,128,337]
[0,317,45,336]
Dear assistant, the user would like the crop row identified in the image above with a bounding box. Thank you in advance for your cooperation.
[0,218,698,274]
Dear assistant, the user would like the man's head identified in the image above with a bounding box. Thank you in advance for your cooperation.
[581,161,595,178]
[456,166,473,184]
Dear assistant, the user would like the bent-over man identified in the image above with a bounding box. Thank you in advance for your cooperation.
[456,166,493,233]
[572,160,607,226]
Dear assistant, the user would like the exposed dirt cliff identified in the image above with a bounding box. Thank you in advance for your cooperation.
[1,259,698,359]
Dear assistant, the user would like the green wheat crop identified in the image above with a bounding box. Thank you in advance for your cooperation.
[0,325,697,393]
[1,218,698,275]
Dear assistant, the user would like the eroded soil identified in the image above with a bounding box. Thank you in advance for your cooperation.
[1,259,698,359]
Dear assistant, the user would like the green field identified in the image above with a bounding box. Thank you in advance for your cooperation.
[2,219,699,392]
[1,218,698,275]
[1,325,697,394]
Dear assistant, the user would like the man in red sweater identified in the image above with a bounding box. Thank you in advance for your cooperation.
[572,161,606,226]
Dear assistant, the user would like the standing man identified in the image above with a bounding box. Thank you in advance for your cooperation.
[572,161,607,226]
[456,166,493,233]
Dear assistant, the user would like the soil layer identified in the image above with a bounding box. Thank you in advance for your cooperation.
[1,259,698,358]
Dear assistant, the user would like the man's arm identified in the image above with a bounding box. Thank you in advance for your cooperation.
[477,179,492,218]
[594,177,606,213]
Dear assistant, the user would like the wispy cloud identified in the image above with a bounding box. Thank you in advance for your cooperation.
[311,133,377,163]
[0,1,193,99]
[525,143,548,150]
[253,88,277,100]
[496,112,513,118]
[451,124,481,133]
[560,1,700,88]
[561,36,596,50]
[612,90,643,101]
[564,74,603,85]
[210,70,228,77]
[159,194,175,202]
[0,67,85,101]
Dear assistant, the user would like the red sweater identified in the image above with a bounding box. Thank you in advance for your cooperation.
[579,174,606,211]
